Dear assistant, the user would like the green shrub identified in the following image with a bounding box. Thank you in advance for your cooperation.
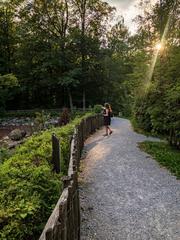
[0,112,93,240]
[93,104,103,113]
[133,77,180,148]
[0,148,12,164]
[33,111,50,131]
[133,95,153,132]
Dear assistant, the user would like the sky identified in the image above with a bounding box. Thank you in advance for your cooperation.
[106,0,158,34]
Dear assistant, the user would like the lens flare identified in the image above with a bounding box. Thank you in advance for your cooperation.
[155,43,162,51]
[144,14,172,95]
[142,0,178,97]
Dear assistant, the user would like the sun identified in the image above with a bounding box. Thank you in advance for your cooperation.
[155,43,162,51]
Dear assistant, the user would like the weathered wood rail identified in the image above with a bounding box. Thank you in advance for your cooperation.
[39,114,103,240]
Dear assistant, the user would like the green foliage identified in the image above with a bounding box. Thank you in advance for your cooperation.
[0,74,18,87]
[130,1,180,147]
[132,50,180,146]
[0,0,124,111]
[93,104,103,113]
[93,19,133,116]
[34,111,50,131]
[139,141,180,179]
[0,148,12,165]
[0,74,18,112]
[0,0,116,110]
[133,96,152,132]
[0,0,178,127]
[0,113,93,239]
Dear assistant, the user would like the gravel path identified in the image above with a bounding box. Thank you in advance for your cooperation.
[79,118,180,240]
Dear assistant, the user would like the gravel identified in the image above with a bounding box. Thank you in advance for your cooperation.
[79,117,180,240]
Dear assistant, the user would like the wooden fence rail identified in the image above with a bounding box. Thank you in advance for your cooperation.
[39,114,103,240]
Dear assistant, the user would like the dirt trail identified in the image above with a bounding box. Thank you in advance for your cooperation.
[79,117,180,240]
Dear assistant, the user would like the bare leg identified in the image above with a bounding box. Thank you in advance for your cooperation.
[104,126,112,136]
[103,126,108,136]
[106,126,108,135]
[107,126,113,134]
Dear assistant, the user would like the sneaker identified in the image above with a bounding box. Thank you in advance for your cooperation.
[109,131,113,135]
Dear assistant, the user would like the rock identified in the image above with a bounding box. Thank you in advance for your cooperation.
[8,140,25,149]
[87,206,94,211]
[8,142,19,149]
[9,129,26,141]
[0,139,8,148]
[3,136,9,141]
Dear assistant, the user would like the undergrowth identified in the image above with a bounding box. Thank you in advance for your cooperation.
[0,112,93,240]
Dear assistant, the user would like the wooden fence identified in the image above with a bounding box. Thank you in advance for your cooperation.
[39,114,103,240]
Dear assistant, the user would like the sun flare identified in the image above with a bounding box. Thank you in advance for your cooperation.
[155,43,162,51]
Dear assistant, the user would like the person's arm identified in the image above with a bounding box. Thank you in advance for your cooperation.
[103,109,109,116]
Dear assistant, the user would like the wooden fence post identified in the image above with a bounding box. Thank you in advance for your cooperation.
[53,222,61,240]
[46,228,53,240]
[52,133,61,174]
[59,200,68,240]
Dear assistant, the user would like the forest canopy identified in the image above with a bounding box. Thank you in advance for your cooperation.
[0,0,179,145]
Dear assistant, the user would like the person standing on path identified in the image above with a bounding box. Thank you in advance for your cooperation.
[103,103,113,136]
[109,104,113,124]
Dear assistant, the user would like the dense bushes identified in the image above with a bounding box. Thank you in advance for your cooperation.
[0,113,93,240]
[129,2,180,149]
[0,148,13,164]
[93,104,103,113]
[132,46,180,148]
[133,80,180,148]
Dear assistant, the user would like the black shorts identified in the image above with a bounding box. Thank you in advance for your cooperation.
[104,116,110,126]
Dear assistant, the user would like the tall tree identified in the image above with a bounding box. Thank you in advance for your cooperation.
[0,73,18,111]
[0,0,18,74]
[72,0,114,110]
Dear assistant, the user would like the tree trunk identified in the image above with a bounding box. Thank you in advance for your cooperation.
[83,89,86,111]
[81,0,87,112]
[68,88,73,112]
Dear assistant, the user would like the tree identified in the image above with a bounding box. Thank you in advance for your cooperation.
[0,73,18,112]
[72,0,115,110]
[0,0,19,74]
[99,19,133,115]
[131,0,180,147]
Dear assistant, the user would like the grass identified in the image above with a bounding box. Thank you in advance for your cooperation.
[139,141,180,179]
